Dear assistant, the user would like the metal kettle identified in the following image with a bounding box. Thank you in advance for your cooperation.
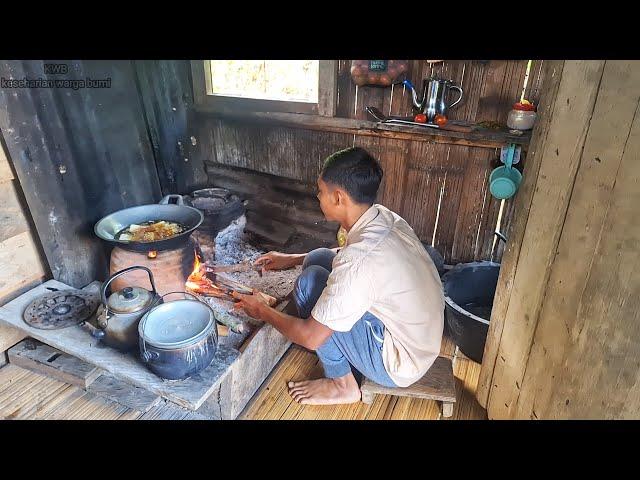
[403,77,464,122]
[94,266,161,352]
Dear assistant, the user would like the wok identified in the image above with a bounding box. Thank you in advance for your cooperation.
[94,195,204,252]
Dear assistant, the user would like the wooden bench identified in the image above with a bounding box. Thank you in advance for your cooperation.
[360,356,457,418]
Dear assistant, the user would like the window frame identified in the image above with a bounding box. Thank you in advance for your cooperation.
[191,60,337,117]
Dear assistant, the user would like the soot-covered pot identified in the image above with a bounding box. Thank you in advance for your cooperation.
[138,292,218,380]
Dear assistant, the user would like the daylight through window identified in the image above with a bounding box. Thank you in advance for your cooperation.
[208,60,319,103]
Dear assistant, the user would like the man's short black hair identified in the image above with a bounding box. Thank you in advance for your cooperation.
[320,147,383,205]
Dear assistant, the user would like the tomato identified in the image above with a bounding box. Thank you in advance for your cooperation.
[414,113,427,123]
[434,114,448,127]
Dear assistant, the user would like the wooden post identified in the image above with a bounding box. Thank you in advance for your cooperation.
[476,60,566,409]
[361,390,375,405]
[442,402,454,418]
[478,60,640,419]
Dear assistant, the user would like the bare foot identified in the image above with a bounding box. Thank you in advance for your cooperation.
[287,372,361,405]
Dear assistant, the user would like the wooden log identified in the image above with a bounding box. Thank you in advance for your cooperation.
[214,273,278,305]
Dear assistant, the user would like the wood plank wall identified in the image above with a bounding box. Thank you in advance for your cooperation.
[0,135,48,352]
[479,60,640,419]
[196,60,545,263]
[0,60,163,288]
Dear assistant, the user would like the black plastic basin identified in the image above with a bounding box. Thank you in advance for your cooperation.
[442,261,500,363]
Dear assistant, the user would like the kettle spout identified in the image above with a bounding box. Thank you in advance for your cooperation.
[403,79,423,110]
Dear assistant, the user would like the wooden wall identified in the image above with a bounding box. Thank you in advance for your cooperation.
[478,60,640,419]
[195,60,545,263]
[0,61,167,287]
[0,136,48,353]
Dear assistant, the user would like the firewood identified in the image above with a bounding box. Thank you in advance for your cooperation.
[214,274,277,306]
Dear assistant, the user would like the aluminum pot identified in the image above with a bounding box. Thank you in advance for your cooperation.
[138,292,218,380]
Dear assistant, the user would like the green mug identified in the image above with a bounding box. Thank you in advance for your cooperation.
[490,144,522,199]
[489,166,522,199]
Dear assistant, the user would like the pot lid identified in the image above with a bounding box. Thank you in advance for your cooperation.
[107,286,154,314]
[138,300,214,349]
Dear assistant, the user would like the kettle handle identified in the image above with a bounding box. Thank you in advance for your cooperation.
[448,85,464,109]
[101,266,158,320]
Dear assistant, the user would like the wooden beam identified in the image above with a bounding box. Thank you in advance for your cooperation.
[192,108,531,149]
[318,60,338,117]
[476,61,565,408]
[513,61,640,419]
[190,60,208,107]
[480,61,606,419]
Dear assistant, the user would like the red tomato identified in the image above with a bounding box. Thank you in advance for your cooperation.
[434,114,448,127]
[414,114,427,123]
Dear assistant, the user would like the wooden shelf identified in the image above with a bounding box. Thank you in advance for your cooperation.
[193,106,531,149]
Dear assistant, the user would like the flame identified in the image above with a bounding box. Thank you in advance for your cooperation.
[147,250,157,259]
[185,251,230,298]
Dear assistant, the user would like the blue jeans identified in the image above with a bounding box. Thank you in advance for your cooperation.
[292,248,397,387]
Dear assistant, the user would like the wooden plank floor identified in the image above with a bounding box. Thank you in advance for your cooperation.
[0,335,486,420]
[240,334,487,420]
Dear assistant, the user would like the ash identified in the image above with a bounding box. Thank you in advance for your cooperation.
[190,214,301,343]
[213,214,302,300]
[214,215,263,265]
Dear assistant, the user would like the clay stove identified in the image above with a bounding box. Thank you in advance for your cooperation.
[107,188,245,296]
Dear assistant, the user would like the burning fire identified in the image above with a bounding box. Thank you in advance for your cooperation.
[185,252,232,299]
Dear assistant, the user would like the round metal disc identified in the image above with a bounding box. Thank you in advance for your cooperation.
[23,290,99,330]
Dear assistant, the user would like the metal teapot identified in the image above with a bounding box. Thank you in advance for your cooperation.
[403,77,464,122]
[94,266,161,352]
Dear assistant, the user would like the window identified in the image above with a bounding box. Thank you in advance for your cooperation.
[191,60,337,116]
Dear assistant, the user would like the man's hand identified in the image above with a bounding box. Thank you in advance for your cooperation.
[253,251,302,273]
[231,290,271,320]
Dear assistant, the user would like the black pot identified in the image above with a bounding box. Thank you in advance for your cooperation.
[139,335,217,380]
[442,261,500,363]
[94,195,204,252]
[138,293,218,380]
[185,188,245,237]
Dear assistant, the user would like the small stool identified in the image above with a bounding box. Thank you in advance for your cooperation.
[360,356,457,418]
